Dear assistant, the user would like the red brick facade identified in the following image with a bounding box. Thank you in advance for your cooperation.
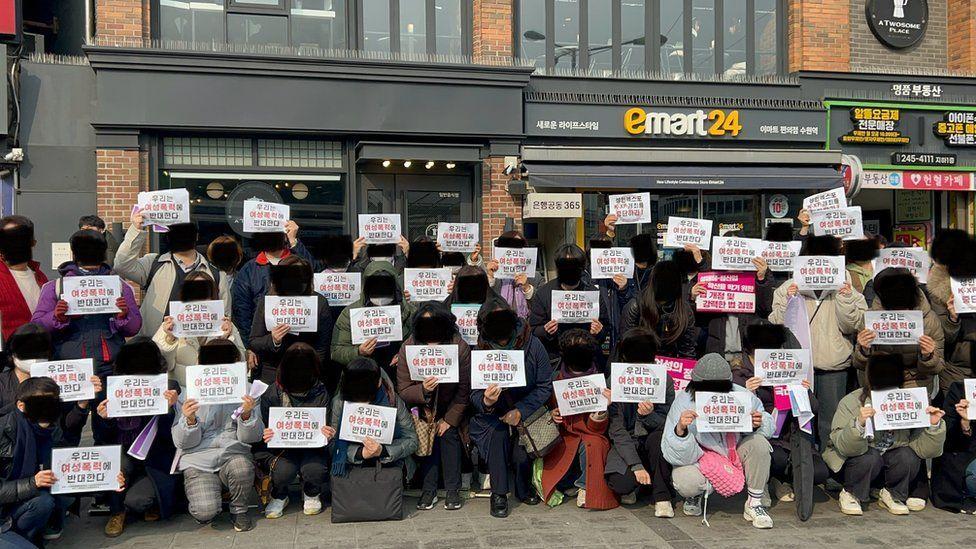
[473,0,514,63]
[949,0,976,72]
[480,157,522,255]
[96,149,146,225]
[788,0,851,72]
[95,0,149,44]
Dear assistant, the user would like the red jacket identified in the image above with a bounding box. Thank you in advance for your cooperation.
[542,406,619,510]
[0,261,48,341]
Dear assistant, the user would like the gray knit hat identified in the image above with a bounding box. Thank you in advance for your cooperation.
[690,353,733,382]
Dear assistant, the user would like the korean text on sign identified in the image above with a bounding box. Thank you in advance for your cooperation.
[185,363,247,405]
[62,275,121,315]
[658,355,696,392]
[268,407,328,448]
[551,290,600,323]
[793,256,846,291]
[358,214,401,244]
[170,300,224,338]
[865,310,924,345]
[871,387,930,431]
[339,402,396,445]
[590,248,635,279]
[694,272,756,314]
[313,272,362,307]
[695,391,752,433]
[754,349,812,386]
[451,304,480,345]
[493,247,538,279]
[436,222,479,253]
[51,445,122,494]
[31,359,96,402]
[811,206,864,240]
[404,268,452,302]
[404,344,460,383]
[608,192,652,224]
[760,240,802,272]
[664,217,713,250]
[242,199,289,233]
[610,363,668,404]
[554,374,608,416]
[350,305,404,344]
[264,296,318,333]
[106,374,169,417]
[802,187,847,213]
[137,189,190,226]
[470,350,526,389]
[951,278,976,314]
[712,237,762,271]
[874,248,930,284]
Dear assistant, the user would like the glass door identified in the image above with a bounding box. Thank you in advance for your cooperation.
[359,171,474,240]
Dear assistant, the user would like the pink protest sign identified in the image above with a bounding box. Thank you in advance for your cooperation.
[773,385,791,411]
[694,272,756,313]
[657,355,696,392]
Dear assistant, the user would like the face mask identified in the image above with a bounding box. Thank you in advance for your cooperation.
[13,358,41,373]
[0,224,33,265]
[555,259,583,287]
[365,274,397,306]
[166,224,198,253]
[21,395,61,425]
[372,257,393,265]
[456,275,488,304]
[371,296,394,306]
[482,310,517,344]
[415,315,452,344]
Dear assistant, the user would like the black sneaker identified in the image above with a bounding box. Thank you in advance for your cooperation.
[231,512,254,533]
[520,493,541,506]
[416,491,438,511]
[490,494,508,518]
[444,490,462,510]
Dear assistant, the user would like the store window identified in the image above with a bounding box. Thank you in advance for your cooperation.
[620,0,645,73]
[691,0,714,76]
[553,0,580,70]
[292,0,349,50]
[587,0,613,74]
[702,192,760,238]
[518,0,547,67]
[434,0,463,56]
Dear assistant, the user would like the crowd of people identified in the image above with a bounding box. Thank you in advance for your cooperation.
[0,197,974,548]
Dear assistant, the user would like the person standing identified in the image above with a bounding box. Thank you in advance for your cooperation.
[0,216,48,341]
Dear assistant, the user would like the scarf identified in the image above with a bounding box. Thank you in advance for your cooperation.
[500,279,529,318]
[331,387,393,477]
[8,412,53,482]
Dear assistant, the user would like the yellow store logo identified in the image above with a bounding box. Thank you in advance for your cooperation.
[624,107,743,137]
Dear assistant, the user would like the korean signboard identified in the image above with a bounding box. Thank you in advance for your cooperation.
[170,300,224,338]
[264,296,318,333]
[404,344,460,383]
[185,363,248,405]
[553,374,608,416]
[403,268,452,302]
[695,391,752,433]
[493,247,538,279]
[864,310,924,345]
[610,363,668,404]
[313,272,362,307]
[694,272,756,314]
[358,214,401,244]
[62,276,121,315]
[51,446,122,495]
[523,193,583,219]
[470,350,526,389]
[349,306,403,344]
[436,222,479,253]
[137,189,190,226]
[339,403,397,445]
[663,217,713,250]
[268,407,328,448]
[871,387,930,431]
[243,200,289,233]
[590,248,635,279]
[793,256,846,291]
[608,192,653,224]
[106,374,169,417]
[754,349,812,386]
[31,359,96,402]
[551,290,600,323]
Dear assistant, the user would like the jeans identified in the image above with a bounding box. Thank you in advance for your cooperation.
[8,492,55,543]
[965,457,976,497]
[842,446,920,502]
[0,531,36,549]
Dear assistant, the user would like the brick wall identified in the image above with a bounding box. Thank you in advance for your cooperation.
[473,0,514,63]
[481,157,521,254]
[96,149,147,225]
[849,0,947,71]
[788,0,851,72]
[94,0,149,44]
[948,0,976,72]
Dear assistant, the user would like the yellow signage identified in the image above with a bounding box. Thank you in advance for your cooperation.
[624,108,743,137]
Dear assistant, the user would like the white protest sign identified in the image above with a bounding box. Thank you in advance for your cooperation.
[608,192,652,224]
[712,237,763,271]
[51,242,72,270]
[404,344,460,383]
[106,375,169,417]
[185,363,248,405]
[493,247,538,279]
[470,349,526,389]
[694,391,752,433]
[664,217,713,250]
[951,277,976,314]
[268,407,328,448]
[792,256,846,291]
[403,268,452,302]
[760,240,802,272]
[349,305,403,344]
[451,304,480,345]
[964,379,976,421]
[523,193,583,218]
[590,248,635,279]
[264,296,318,333]
[811,206,865,240]
[51,445,122,495]
[695,272,756,314]
[554,374,608,416]
[871,387,930,431]
[437,222,479,253]
[358,214,401,244]
[242,199,289,233]
[313,272,362,307]
[874,248,930,284]
[137,189,190,226]
[62,275,121,315]
[339,402,397,445]
[803,187,847,213]
[754,349,812,386]
[864,310,924,345]
[610,363,668,404]
[551,290,600,324]
[31,359,96,402]
[170,300,224,338]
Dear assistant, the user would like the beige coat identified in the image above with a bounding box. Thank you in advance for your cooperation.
[152,323,245,387]
[927,264,975,391]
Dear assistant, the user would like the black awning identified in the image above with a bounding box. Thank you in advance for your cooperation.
[523,163,843,191]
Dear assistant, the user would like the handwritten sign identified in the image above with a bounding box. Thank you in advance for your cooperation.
[874,248,930,284]
[712,237,762,271]
[553,374,607,416]
[264,296,318,333]
[803,187,846,213]
[185,363,247,405]
[313,272,362,307]
[451,304,480,345]
[339,402,396,445]
[964,379,976,420]
[404,345,460,383]
[437,222,479,253]
[106,375,169,417]
[811,206,865,240]
[403,268,452,302]
[51,446,122,495]
[760,240,802,272]
[349,305,403,344]
[871,387,930,431]
[170,300,224,338]
[243,199,289,233]
[62,275,121,315]
[659,355,696,392]
[358,214,401,244]
[590,248,635,279]
[610,363,668,403]
[793,256,846,291]
[754,349,812,386]
[864,310,924,345]
[268,407,328,448]
[608,192,652,224]
[493,247,538,279]
[664,217,713,250]
[470,350,526,389]
[137,189,190,226]
[695,391,752,433]
[695,272,756,313]
[551,290,600,323]
[951,278,976,314]
[31,359,96,402]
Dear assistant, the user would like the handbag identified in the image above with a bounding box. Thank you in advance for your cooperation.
[331,462,404,523]
[516,406,560,459]
[412,407,437,457]
[698,433,745,498]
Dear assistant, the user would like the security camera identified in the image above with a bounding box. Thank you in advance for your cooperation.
[502,163,517,176]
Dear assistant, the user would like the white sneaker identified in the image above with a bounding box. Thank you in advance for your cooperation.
[878,489,910,515]
[264,497,287,519]
[838,489,863,516]
[654,501,675,518]
[682,496,702,516]
[576,488,586,508]
[303,494,323,516]
[620,490,637,505]
[906,497,926,512]
[743,504,773,529]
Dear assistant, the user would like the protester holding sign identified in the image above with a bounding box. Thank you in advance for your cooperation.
[621,261,697,359]
[844,238,881,295]
[485,231,538,318]
[154,272,243,387]
[604,329,676,517]
[926,231,976,393]
[171,340,263,532]
[0,215,49,341]
[824,354,946,517]
[256,343,335,519]
[469,297,554,518]
[929,378,976,513]
[249,257,333,385]
[444,265,500,308]
[586,235,629,354]
[395,303,471,511]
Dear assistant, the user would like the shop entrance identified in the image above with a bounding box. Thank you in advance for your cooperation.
[360,171,475,240]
